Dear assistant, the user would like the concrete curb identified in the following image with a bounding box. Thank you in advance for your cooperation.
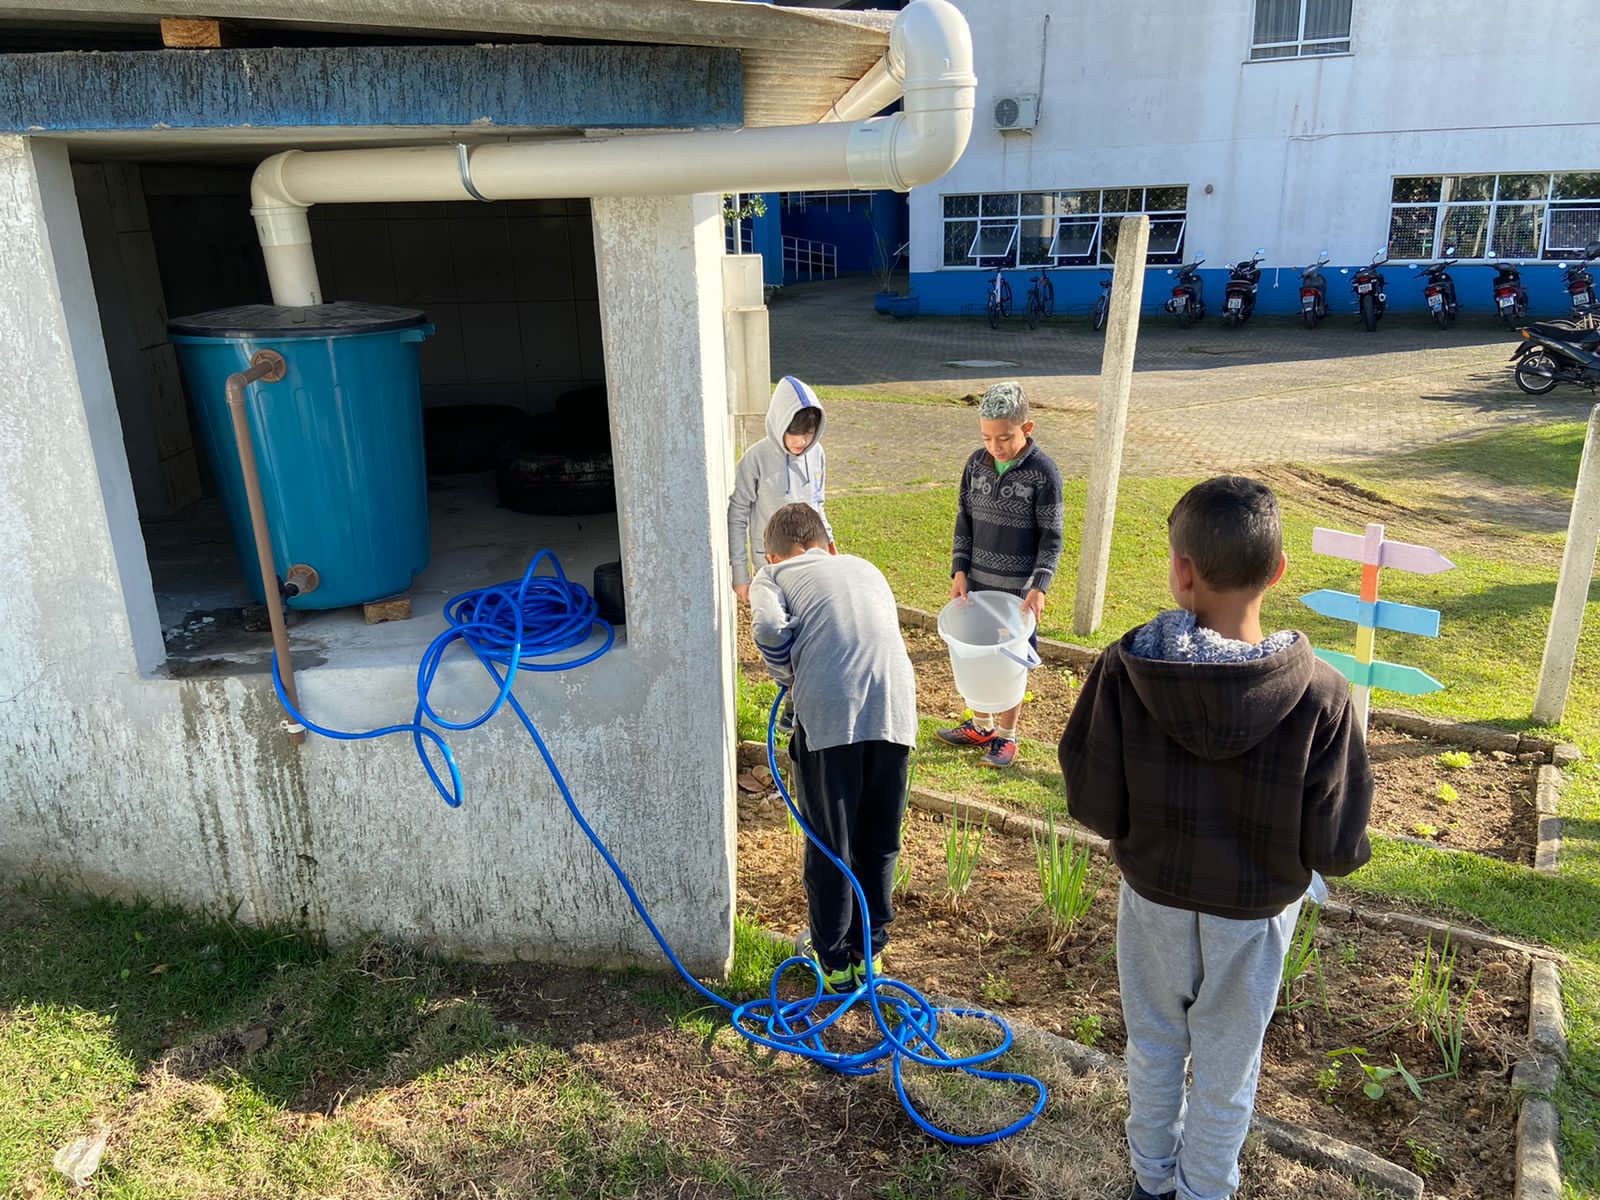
[1534,765,1563,875]
[894,605,1569,761]
[1515,1098,1563,1200]
[1529,959,1568,1065]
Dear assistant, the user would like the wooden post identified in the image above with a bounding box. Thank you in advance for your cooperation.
[1351,522,1384,737]
[160,18,232,48]
[1533,404,1600,725]
[1073,215,1149,636]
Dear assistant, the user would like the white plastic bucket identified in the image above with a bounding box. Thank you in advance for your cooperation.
[936,591,1040,714]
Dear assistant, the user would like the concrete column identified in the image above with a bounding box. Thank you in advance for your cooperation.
[722,252,771,457]
[1073,215,1150,637]
[0,137,165,679]
[591,192,737,975]
[1533,404,1600,725]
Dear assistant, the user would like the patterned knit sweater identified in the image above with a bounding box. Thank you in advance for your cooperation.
[951,440,1065,595]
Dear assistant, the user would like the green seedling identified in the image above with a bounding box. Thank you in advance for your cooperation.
[1069,1013,1104,1048]
[1408,934,1478,1078]
[1314,1059,1342,1103]
[1327,1047,1424,1102]
[1279,903,1325,1015]
[1436,750,1472,771]
[979,973,1017,1006]
[1407,1138,1444,1178]
[1033,813,1098,951]
[1412,822,1439,838]
[943,810,986,910]
[1434,782,1459,804]
[893,853,912,897]
[1340,940,1358,966]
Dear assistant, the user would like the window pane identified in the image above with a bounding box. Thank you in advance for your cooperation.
[943,219,977,265]
[1388,206,1437,259]
[1048,217,1099,260]
[1547,206,1600,254]
[1552,172,1600,201]
[1303,0,1352,40]
[1249,43,1298,59]
[1300,39,1349,53]
[1099,218,1120,265]
[1058,189,1100,214]
[1445,175,1495,202]
[1147,218,1186,260]
[1253,0,1301,45]
[1020,192,1058,217]
[1440,204,1490,258]
[1488,204,1542,258]
[1392,176,1443,203]
[1145,186,1188,212]
[1100,188,1134,213]
[944,194,979,219]
[980,193,1019,217]
[1018,219,1056,265]
[969,223,1018,262]
[1497,174,1550,201]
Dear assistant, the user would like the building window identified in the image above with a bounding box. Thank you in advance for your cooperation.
[781,191,871,212]
[1387,173,1600,261]
[941,186,1187,269]
[1250,0,1352,60]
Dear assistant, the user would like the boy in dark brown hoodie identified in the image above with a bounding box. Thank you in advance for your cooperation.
[1059,476,1372,1200]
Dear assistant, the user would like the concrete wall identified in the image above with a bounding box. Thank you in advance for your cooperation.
[0,136,736,973]
[908,0,1600,316]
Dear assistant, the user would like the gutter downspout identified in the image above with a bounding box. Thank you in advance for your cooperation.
[249,0,973,306]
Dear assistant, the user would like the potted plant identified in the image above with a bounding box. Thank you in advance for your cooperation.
[872,230,919,318]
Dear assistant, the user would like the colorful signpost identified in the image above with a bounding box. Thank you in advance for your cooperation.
[1300,522,1453,735]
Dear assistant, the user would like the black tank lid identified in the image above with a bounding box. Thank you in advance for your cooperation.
[168,302,428,339]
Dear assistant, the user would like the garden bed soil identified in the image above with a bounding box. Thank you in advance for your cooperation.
[738,611,1540,866]
[735,801,1531,1200]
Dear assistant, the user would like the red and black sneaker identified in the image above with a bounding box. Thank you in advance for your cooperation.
[935,718,996,749]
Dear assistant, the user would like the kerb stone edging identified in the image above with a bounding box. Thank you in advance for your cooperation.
[896,605,1576,762]
[1534,765,1563,875]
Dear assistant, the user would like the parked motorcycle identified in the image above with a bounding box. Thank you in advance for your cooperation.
[1299,251,1332,329]
[1220,249,1267,328]
[1490,259,1528,326]
[1414,244,1460,329]
[1164,256,1206,327]
[1558,242,1600,313]
[1509,313,1600,395]
[1342,247,1389,332]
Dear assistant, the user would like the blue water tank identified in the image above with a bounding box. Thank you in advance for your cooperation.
[169,303,434,611]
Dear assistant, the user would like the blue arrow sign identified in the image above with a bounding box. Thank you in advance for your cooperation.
[1315,649,1445,695]
[1300,590,1441,638]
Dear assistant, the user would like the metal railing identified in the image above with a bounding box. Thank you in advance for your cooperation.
[782,234,837,282]
[724,219,755,255]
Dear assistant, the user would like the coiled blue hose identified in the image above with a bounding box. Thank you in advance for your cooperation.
[270,551,1046,1144]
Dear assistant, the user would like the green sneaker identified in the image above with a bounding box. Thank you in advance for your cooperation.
[795,931,856,994]
[852,954,886,987]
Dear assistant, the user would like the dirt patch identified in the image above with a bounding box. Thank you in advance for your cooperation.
[736,804,1528,1200]
[1367,731,1538,863]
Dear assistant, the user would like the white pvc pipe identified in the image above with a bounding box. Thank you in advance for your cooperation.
[250,0,973,306]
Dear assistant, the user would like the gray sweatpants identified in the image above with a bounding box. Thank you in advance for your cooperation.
[1116,881,1302,1200]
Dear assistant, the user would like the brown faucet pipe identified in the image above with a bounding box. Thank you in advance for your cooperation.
[224,350,304,745]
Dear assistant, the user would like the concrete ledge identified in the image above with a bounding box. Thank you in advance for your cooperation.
[894,606,1558,758]
[1534,765,1563,875]
[1529,960,1568,1064]
[1553,742,1582,768]
[1515,1098,1562,1200]
[1319,901,1566,964]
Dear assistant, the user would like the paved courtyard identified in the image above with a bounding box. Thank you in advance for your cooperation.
[768,278,1579,493]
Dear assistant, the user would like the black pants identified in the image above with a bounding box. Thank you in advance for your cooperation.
[788,724,911,973]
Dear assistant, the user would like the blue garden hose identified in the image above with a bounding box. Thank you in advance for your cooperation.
[270,551,1046,1145]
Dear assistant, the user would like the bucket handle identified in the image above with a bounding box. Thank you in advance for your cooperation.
[998,644,1041,670]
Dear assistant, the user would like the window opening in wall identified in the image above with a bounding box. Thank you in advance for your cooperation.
[943,186,1187,269]
[1387,172,1600,260]
[781,191,870,212]
[1250,0,1352,60]
[75,157,624,677]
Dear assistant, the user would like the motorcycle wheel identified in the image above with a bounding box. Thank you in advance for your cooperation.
[1433,306,1453,330]
[1177,305,1196,329]
[1498,307,1515,327]
[1359,294,1378,332]
[1514,353,1560,396]
[1303,307,1319,330]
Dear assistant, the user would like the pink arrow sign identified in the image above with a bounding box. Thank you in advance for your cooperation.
[1311,525,1455,574]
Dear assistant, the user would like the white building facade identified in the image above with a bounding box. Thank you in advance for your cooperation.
[909,0,1600,317]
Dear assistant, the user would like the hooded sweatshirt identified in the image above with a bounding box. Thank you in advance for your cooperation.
[1059,612,1372,920]
[728,377,834,587]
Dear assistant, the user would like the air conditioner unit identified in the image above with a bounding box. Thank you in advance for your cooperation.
[993,94,1038,134]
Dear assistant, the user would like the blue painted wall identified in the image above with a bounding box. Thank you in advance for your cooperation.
[0,43,742,132]
[907,263,1591,320]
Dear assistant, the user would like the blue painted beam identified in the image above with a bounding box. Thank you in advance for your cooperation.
[0,43,742,133]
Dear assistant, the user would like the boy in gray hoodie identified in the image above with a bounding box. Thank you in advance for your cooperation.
[729,376,834,605]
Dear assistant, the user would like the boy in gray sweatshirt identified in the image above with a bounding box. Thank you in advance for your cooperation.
[749,503,917,991]
[728,376,834,605]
